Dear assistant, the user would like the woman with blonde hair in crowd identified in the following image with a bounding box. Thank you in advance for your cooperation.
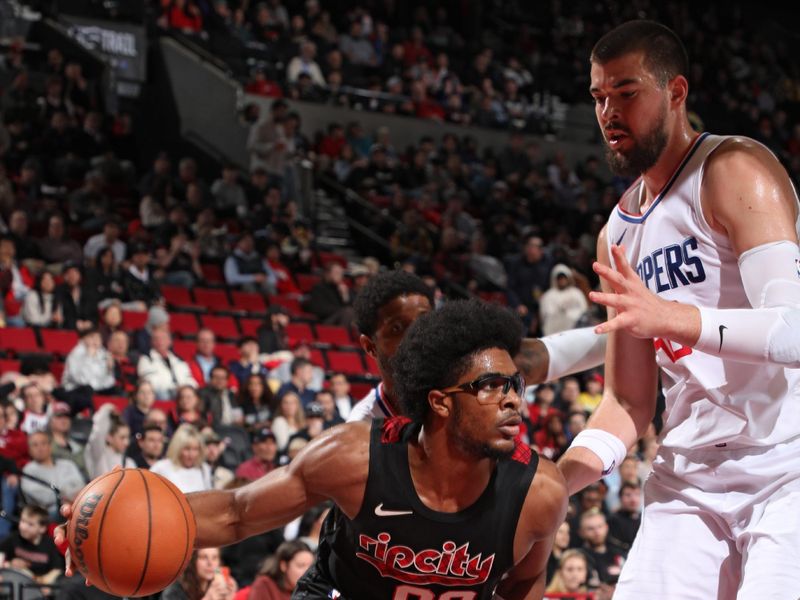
[269,392,304,451]
[162,547,237,600]
[248,541,314,600]
[545,548,590,596]
[150,423,211,493]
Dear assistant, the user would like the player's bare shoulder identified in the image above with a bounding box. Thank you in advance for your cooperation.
[521,457,569,540]
[702,135,798,245]
[291,420,371,515]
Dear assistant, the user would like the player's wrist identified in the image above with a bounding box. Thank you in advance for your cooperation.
[661,301,702,346]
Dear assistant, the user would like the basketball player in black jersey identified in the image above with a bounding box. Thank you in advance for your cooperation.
[60,299,567,599]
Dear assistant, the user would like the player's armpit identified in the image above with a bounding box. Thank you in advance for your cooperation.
[496,461,568,599]
[187,421,370,547]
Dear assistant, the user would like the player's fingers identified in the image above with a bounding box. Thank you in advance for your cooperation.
[60,503,73,519]
[592,261,628,292]
[53,524,66,545]
[610,244,637,278]
[64,549,74,577]
[594,313,629,335]
[588,290,624,310]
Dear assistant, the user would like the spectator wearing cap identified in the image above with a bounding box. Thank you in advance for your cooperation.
[223,232,278,294]
[0,236,33,326]
[54,260,97,332]
[83,217,126,265]
[539,264,588,337]
[85,403,136,479]
[48,401,85,474]
[201,429,234,489]
[275,358,316,407]
[199,365,238,426]
[62,327,117,394]
[228,336,269,389]
[257,304,290,354]
[579,373,604,414]
[235,427,278,482]
[123,242,162,305]
[286,401,326,448]
[312,390,344,428]
[137,328,197,400]
[150,424,212,493]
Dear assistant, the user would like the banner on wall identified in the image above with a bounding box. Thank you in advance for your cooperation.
[62,15,146,83]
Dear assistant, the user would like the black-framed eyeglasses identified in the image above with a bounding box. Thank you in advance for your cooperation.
[441,372,525,404]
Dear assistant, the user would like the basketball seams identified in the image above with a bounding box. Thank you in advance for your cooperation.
[68,470,119,578]
[96,469,126,593]
[160,476,193,583]
[131,470,153,597]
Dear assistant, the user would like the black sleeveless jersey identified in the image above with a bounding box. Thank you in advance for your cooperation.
[295,417,539,600]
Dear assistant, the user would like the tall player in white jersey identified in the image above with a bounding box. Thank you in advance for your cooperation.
[558,20,800,599]
[347,270,608,423]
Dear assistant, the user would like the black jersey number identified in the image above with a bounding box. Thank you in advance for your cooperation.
[392,585,477,600]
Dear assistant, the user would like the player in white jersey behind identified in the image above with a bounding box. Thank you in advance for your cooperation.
[348,270,608,423]
[557,20,800,599]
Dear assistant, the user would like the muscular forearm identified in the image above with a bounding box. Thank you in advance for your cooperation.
[186,489,242,548]
[494,572,545,600]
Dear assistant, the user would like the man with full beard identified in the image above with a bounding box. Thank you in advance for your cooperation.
[558,20,800,599]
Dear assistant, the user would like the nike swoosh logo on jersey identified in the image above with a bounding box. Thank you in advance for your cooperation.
[374,503,413,517]
[615,228,627,246]
[718,325,727,352]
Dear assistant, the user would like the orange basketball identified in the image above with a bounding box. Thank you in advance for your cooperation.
[67,468,196,597]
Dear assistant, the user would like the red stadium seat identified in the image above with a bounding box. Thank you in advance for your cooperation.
[285,322,314,345]
[309,348,327,369]
[49,361,65,381]
[216,343,240,363]
[200,263,225,286]
[0,327,40,355]
[0,359,22,374]
[154,400,176,413]
[316,251,348,268]
[200,315,240,340]
[230,291,268,315]
[270,295,304,317]
[364,355,381,378]
[315,325,354,348]
[40,329,79,358]
[92,395,129,413]
[478,291,509,305]
[194,288,233,313]
[121,310,148,332]
[170,312,200,338]
[161,284,196,308]
[326,350,366,376]
[295,273,321,294]
[238,317,263,338]
[172,339,196,362]
[349,381,374,400]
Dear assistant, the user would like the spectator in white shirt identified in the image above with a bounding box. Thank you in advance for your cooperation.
[137,327,197,400]
[83,217,126,265]
[84,403,136,479]
[62,328,117,393]
[19,384,49,435]
[150,424,212,493]
[287,41,326,87]
[22,431,85,519]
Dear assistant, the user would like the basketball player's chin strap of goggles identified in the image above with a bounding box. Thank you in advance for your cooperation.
[694,239,800,367]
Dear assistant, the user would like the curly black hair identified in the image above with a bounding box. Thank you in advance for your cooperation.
[391,299,524,424]
[353,270,435,337]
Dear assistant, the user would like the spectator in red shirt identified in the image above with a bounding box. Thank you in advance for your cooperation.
[0,401,28,469]
[265,243,301,296]
[166,0,203,32]
[0,237,33,327]
[402,26,433,68]
[317,123,346,159]
[244,67,284,98]
[234,427,278,481]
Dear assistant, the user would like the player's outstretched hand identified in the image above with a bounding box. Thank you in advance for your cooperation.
[54,502,75,577]
[589,244,696,340]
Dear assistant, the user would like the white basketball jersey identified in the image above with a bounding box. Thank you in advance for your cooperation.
[606,133,800,451]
